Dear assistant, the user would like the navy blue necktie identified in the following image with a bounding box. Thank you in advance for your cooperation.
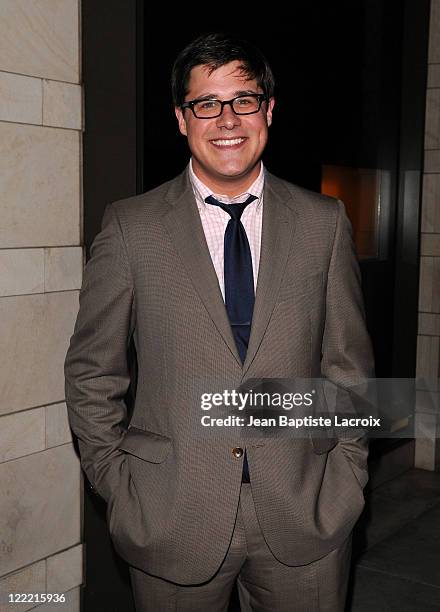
[205,194,257,482]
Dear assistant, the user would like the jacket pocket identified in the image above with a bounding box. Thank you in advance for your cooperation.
[118,426,172,463]
[309,432,338,454]
[278,271,323,304]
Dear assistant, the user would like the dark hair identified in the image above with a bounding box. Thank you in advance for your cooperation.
[171,32,275,107]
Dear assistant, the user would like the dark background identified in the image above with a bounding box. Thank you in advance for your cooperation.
[142,2,398,191]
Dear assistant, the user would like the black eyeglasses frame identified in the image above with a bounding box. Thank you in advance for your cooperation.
[180,93,268,119]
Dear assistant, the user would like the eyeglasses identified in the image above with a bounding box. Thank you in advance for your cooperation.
[180,93,268,119]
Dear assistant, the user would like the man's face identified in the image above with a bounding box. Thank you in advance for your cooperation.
[175,60,275,193]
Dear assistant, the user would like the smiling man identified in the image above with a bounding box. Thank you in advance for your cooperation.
[65,33,374,611]
[174,60,274,194]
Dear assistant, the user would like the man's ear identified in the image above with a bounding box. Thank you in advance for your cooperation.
[175,107,188,136]
[266,97,275,127]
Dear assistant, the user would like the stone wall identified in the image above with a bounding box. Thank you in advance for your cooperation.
[0,2,83,610]
[416,0,440,471]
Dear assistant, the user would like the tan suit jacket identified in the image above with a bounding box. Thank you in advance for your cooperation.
[64,168,374,584]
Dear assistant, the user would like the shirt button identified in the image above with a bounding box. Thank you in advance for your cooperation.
[232,447,244,458]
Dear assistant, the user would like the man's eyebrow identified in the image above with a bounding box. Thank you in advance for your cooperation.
[192,92,219,100]
[233,89,260,96]
[192,89,261,100]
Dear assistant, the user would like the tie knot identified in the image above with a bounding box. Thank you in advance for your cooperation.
[205,194,258,221]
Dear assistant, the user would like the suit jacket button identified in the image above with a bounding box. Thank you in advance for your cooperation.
[232,447,244,458]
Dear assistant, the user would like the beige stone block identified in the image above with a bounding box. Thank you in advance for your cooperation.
[421,173,440,233]
[418,257,440,313]
[428,64,440,88]
[0,1,79,82]
[429,0,440,64]
[0,122,80,248]
[0,408,45,462]
[0,444,81,576]
[43,80,82,130]
[0,249,44,297]
[44,247,83,292]
[418,312,440,336]
[32,587,80,612]
[0,71,42,125]
[0,559,45,612]
[46,402,72,448]
[416,389,440,414]
[0,292,79,415]
[46,544,83,595]
[416,335,440,381]
[424,150,440,173]
[421,233,440,256]
[425,89,440,150]
[415,412,439,470]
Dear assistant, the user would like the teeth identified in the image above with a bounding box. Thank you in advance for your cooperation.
[211,138,244,146]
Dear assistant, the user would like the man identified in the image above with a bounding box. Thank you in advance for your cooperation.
[65,32,374,611]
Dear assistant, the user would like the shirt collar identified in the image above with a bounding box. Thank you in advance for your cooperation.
[188,158,265,208]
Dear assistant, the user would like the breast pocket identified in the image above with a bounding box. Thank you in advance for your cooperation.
[278,271,324,305]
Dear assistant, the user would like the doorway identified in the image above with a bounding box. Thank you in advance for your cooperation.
[139,0,429,482]
[81,1,430,609]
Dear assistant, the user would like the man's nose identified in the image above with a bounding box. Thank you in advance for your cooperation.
[216,103,241,129]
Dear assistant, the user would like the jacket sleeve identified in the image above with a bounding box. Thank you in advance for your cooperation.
[64,202,135,503]
[321,199,375,488]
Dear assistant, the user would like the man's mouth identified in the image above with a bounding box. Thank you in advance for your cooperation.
[210,137,246,148]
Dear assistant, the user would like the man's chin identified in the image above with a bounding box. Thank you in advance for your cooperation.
[192,158,261,189]
[210,163,260,182]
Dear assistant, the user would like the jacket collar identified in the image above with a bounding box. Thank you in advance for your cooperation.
[160,168,298,374]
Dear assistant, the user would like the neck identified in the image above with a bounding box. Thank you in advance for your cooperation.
[191,161,261,197]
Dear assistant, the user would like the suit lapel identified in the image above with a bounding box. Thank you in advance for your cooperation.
[159,169,297,373]
[160,170,242,366]
[242,173,297,376]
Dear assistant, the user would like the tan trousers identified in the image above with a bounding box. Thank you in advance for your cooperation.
[129,483,352,611]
